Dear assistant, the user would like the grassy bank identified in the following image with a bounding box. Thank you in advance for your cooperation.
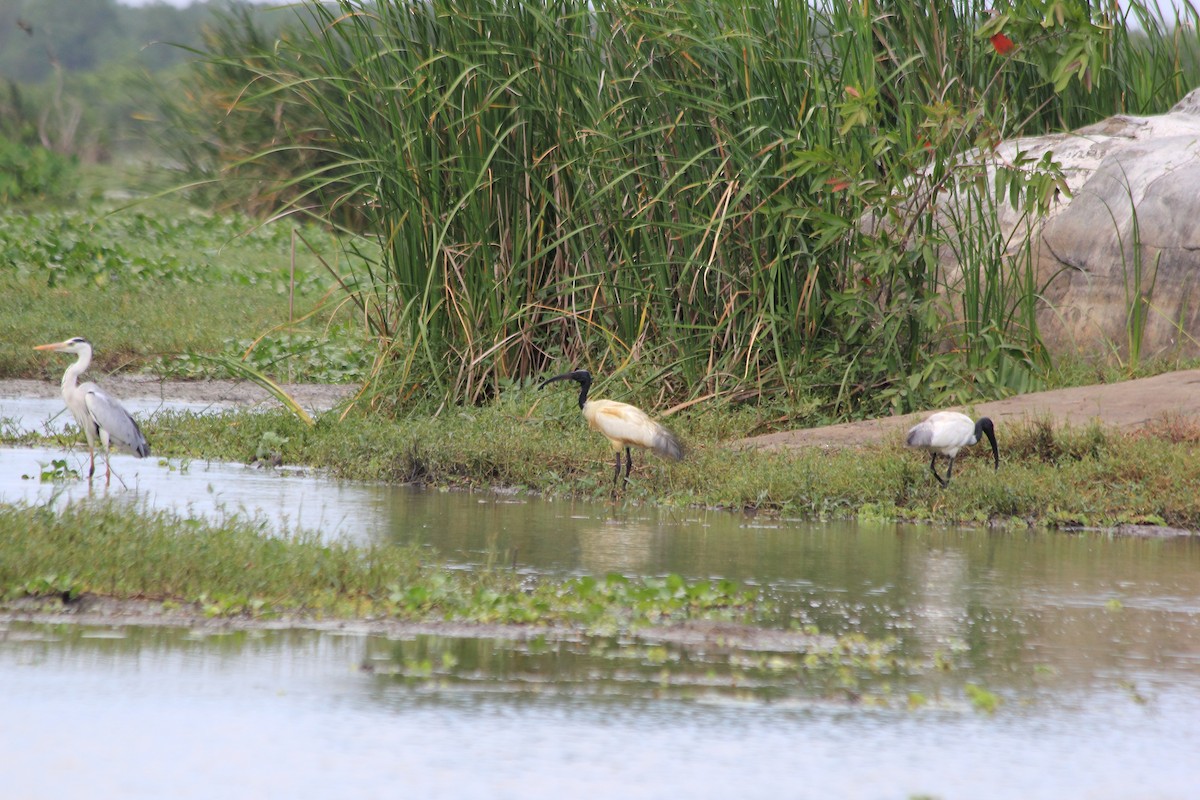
[9,399,1193,531]
[3,203,1196,531]
[1,501,922,693]
[4,199,1196,532]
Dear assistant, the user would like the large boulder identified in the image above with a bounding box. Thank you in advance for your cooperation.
[929,89,1200,361]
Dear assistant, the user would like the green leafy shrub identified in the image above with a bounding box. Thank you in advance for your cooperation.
[0,136,77,204]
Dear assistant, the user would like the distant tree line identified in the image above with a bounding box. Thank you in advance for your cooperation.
[0,0,289,81]
[0,0,292,168]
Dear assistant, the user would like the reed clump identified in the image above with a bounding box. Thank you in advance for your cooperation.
[165,0,1200,419]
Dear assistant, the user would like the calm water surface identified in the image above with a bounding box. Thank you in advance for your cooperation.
[2,402,1200,798]
[2,613,1198,800]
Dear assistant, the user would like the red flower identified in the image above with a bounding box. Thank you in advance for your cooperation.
[990,32,1015,55]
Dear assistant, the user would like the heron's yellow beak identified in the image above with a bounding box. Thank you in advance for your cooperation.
[34,342,67,352]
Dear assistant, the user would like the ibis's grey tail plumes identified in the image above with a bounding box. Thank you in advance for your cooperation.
[905,425,933,449]
[652,429,685,462]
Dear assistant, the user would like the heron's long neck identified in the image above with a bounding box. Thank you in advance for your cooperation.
[62,350,90,392]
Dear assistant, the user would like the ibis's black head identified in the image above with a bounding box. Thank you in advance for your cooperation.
[539,369,593,409]
[975,417,999,470]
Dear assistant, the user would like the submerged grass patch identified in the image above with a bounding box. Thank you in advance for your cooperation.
[0,501,928,697]
[0,501,759,630]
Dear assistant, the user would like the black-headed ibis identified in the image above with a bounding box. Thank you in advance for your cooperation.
[540,369,683,493]
[905,411,998,487]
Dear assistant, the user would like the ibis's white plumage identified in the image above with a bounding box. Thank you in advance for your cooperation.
[35,336,150,484]
[905,411,998,487]
[905,411,978,456]
[584,399,685,461]
[541,369,683,494]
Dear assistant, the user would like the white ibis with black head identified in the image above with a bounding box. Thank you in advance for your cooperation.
[540,369,684,493]
[34,336,151,485]
[905,411,998,487]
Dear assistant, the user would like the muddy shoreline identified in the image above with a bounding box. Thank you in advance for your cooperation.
[11,368,1200,448]
[1,377,356,412]
[737,368,1200,450]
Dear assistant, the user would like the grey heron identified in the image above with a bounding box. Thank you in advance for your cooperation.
[540,369,683,494]
[905,411,998,487]
[34,336,150,484]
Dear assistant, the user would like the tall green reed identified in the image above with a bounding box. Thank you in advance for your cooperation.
[169,0,1200,417]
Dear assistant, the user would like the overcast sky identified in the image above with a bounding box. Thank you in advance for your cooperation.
[116,0,282,6]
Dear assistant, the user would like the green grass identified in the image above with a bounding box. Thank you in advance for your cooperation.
[1,499,931,693]
[0,203,372,383]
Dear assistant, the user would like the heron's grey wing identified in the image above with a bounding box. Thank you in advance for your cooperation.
[82,384,151,457]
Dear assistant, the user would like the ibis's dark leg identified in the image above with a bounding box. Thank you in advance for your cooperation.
[624,447,633,484]
[929,453,949,488]
[944,457,955,487]
[612,451,623,489]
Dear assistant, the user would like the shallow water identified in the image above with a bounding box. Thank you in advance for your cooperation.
[1,617,1198,800]
[2,403,1200,797]
[0,444,393,544]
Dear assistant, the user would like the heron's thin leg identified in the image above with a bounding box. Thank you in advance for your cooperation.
[88,446,96,480]
[624,447,633,484]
